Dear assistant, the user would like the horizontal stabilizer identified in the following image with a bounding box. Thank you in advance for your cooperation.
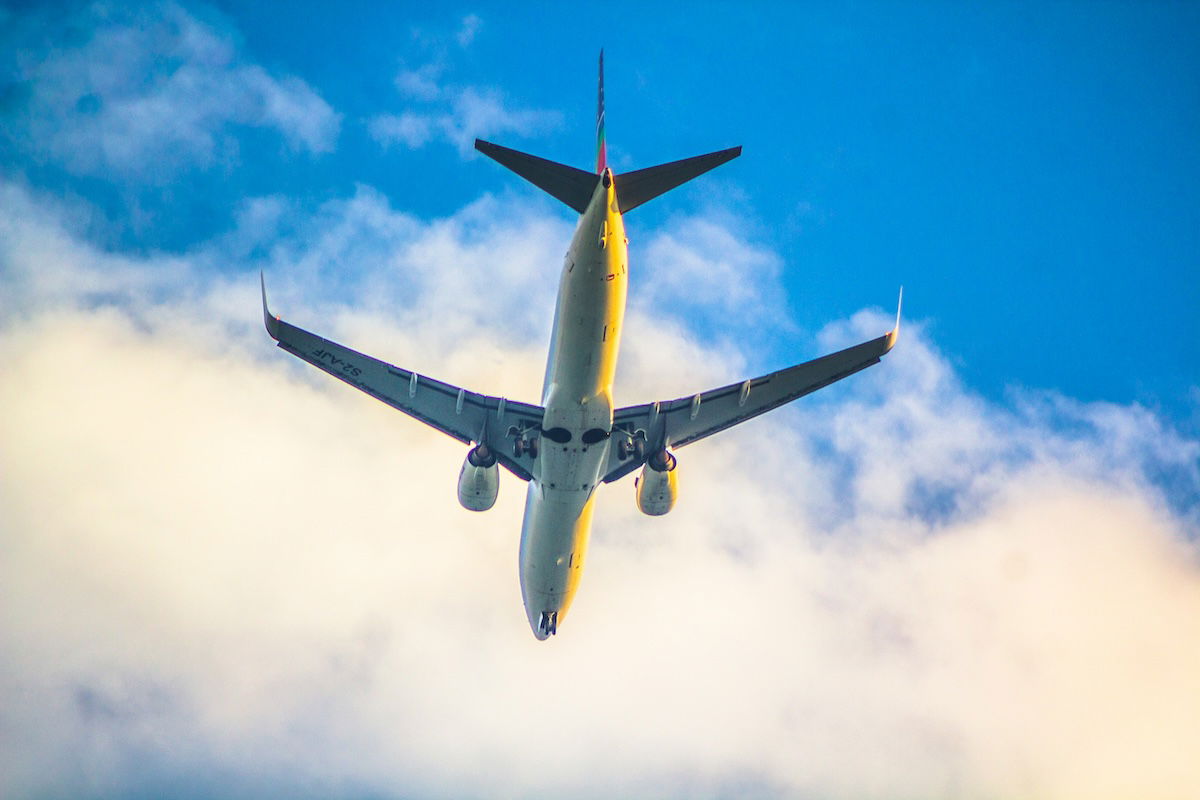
[475,139,599,213]
[613,146,742,213]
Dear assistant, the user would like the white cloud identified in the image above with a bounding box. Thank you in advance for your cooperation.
[456,14,483,48]
[394,63,445,102]
[455,86,562,145]
[368,111,437,149]
[367,15,559,155]
[632,212,795,347]
[370,86,562,156]
[1,179,1198,799]
[3,3,340,180]
[244,67,340,153]
[370,44,561,156]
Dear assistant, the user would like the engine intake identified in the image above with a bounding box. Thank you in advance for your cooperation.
[458,444,499,511]
[635,449,678,516]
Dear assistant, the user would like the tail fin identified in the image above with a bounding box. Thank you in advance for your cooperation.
[596,49,607,174]
[475,50,741,215]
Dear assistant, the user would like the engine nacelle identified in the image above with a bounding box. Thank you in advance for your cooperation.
[634,449,678,516]
[458,444,499,511]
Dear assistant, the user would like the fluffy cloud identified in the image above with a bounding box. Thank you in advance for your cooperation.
[370,86,562,156]
[1,3,340,180]
[631,210,795,354]
[368,17,560,156]
[455,14,483,49]
[1,178,1198,800]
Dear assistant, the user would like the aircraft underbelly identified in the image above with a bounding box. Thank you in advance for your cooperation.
[541,201,626,413]
[518,484,596,632]
[520,188,627,638]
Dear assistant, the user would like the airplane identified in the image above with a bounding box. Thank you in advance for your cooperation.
[261,51,900,640]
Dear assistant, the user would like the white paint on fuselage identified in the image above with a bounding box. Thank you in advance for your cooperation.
[519,173,627,639]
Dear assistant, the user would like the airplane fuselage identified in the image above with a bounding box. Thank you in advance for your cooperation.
[519,171,627,639]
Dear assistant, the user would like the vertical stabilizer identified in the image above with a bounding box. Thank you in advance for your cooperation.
[596,49,607,174]
[477,50,740,215]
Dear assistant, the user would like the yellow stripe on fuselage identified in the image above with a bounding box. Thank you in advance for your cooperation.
[540,176,627,428]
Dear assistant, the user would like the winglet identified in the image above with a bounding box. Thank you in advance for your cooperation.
[885,286,902,352]
[260,271,281,341]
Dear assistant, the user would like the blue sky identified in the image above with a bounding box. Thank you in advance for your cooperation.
[2,3,1199,798]
[9,1,1196,417]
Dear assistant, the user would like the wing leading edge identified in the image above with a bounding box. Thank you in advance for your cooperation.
[603,292,902,483]
[261,274,543,481]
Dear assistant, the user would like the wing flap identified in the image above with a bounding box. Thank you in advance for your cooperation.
[667,331,893,447]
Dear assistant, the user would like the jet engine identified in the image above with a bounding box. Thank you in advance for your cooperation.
[458,444,499,511]
[634,449,678,516]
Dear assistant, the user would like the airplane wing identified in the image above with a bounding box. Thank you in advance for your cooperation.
[603,297,901,483]
[261,275,543,481]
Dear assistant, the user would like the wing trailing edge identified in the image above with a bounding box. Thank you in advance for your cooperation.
[258,272,544,481]
[602,299,903,483]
